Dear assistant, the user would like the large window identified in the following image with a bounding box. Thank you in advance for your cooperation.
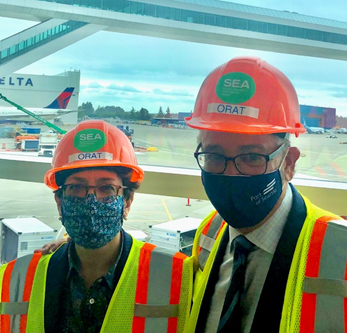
[37,0,347,46]
[1,1,347,231]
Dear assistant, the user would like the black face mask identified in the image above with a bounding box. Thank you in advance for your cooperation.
[201,169,283,229]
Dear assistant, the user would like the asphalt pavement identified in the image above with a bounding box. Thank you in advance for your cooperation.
[0,178,214,239]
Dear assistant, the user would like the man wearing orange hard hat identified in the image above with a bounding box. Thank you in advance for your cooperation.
[0,120,193,333]
[183,57,346,332]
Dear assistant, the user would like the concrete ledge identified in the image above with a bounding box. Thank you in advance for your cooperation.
[1,157,347,215]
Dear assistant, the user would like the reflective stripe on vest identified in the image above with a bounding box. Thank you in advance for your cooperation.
[132,243,186,333]
[301,216,347,333]
[198,212,225,270]
[0,253,41,333]
[0,240,190,333]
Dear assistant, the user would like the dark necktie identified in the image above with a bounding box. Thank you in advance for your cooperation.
[218,235,255,333]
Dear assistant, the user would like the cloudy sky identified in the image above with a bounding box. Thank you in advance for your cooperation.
[1,0,347,116]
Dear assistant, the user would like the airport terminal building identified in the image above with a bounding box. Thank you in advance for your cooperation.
[152,108,337,130]
[300,104,336,129]
[0,70,80,124]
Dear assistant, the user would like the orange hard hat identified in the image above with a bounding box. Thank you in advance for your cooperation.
[185,56,305,137]
[44,120,144,190]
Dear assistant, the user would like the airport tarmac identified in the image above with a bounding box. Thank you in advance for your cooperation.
[0,178,214,239]
[1,122,347,181]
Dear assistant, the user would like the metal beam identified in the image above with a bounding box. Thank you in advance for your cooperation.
[0,0,346,61]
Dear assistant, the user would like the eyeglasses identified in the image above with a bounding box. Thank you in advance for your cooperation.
[194,143,286,175]
[61,184,127,199]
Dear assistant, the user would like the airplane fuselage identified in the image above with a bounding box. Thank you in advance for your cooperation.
[308,127,324,134]
[0,87,75,123]
[0,107,72,122]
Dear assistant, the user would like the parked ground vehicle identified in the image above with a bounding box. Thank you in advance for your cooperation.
[38,132,58,157]
[0,217,57,263]
[149,217,201,256]
[117,125,134,146]
[22,139,40,151]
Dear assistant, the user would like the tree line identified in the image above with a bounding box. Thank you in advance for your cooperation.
[79,102,347,127]
[336,115,347,128]
[78,102,172,120]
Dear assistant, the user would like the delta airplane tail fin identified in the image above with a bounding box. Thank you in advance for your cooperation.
[44,87,74,109]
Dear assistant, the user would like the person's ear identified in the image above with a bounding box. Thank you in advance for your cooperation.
[55,193,62,217]
[283,147,300,182]
[123,194,134,220]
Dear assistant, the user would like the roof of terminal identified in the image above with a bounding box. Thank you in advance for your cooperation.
[172,0,347,29]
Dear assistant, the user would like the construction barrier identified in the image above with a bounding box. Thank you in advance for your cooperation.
[134,145,147,152]
[147,147,158,152]
[134,145,159,152]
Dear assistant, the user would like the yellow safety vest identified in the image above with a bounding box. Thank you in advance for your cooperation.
[184,194,345,333]
[0,238,193,333]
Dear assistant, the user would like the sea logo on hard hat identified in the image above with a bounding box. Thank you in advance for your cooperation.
[73,129,107,152]
[216,72,256,104]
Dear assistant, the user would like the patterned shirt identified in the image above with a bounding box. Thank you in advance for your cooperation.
[63,232,124,333]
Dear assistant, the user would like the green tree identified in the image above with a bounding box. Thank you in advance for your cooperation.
[158,106,164,118]
[95,106,126,119]
[104,106,125,118]
[129,107,136,119]
[165,107,171,118]
[139,107,150,120]
[78,102,94,117]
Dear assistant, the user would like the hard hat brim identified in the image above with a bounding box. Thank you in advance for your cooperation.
[185,116,306,136]
[45,162,144,190]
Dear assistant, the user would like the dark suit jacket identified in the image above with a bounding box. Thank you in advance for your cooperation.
[195,184,307,332]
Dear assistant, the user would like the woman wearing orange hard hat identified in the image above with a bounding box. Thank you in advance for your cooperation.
[0,120,193,333]
[184,56,343,333]
[44,119,144,190]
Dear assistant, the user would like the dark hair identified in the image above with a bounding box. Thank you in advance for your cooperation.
[273,132,287,139]
[197,130,290,143]
[54,166,140,201]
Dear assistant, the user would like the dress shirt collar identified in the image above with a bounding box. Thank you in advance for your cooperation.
[229,184,293,254]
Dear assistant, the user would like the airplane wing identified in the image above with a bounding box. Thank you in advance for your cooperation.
[56,109,80,116]
[0,111,64,119]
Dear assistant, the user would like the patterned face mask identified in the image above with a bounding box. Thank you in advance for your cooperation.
[61,194,124,249]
